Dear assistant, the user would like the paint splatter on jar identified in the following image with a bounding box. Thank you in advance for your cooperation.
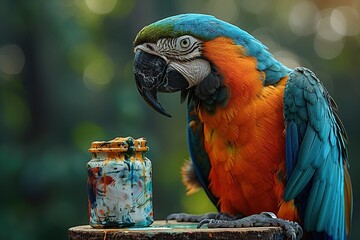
[87,137,153,228]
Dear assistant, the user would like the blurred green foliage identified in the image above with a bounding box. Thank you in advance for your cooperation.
[0,0,359,239]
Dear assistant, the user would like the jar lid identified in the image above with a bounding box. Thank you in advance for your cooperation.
[89,137,148,153]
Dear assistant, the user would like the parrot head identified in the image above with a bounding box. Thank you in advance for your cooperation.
[133,14,289,117]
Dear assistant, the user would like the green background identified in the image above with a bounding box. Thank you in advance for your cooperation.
[0,0,359,239]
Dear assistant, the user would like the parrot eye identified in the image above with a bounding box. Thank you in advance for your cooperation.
[180,37,191,48]
[155,35,201,60]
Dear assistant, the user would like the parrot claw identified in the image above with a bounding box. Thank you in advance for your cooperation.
[197,219,211,228]
[166,212,237,223]
[197,212,303,240]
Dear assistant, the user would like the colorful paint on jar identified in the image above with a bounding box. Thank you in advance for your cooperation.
[87,137,153,228]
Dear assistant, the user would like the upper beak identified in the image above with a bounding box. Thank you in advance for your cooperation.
[133,49,189,118]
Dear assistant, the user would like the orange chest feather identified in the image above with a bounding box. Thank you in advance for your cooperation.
[199,37,297,219]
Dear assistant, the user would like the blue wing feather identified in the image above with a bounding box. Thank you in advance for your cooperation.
[284,67,351,239]
[285,121,299,178]
[186,98,219,210]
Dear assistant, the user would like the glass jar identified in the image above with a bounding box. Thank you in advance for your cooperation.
[87,137,153,228]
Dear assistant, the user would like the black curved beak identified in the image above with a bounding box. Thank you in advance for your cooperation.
[134,49,189,118]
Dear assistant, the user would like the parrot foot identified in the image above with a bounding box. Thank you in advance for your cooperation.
[197,212,303,240]
[166,212,238,223]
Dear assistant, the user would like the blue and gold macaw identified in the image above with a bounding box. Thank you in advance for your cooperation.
[133,14,352,239]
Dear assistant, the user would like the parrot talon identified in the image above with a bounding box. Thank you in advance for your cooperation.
[196,213,303,240]
[197,219,212,228]
[166,212,237,223]
[260,211,277,218]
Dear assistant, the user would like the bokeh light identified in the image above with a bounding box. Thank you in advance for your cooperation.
[288,3,360,60]
[85,0,117,15]
[331,6,360,37]
[313,34,344,60]
[83,55,115,91]
[0,44,25,75]
[316,9,343,42]
[288,1,318,36]
[330,8,347,36]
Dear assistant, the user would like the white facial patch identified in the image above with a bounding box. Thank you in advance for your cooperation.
[135,35,210,87]
[169,59,211,88]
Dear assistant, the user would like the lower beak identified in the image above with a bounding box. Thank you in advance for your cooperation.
[133,49,189,118]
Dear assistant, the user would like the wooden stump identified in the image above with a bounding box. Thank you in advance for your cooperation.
[68,220,285,240]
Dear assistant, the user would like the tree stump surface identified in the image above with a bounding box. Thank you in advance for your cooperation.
[68,220,285,240]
